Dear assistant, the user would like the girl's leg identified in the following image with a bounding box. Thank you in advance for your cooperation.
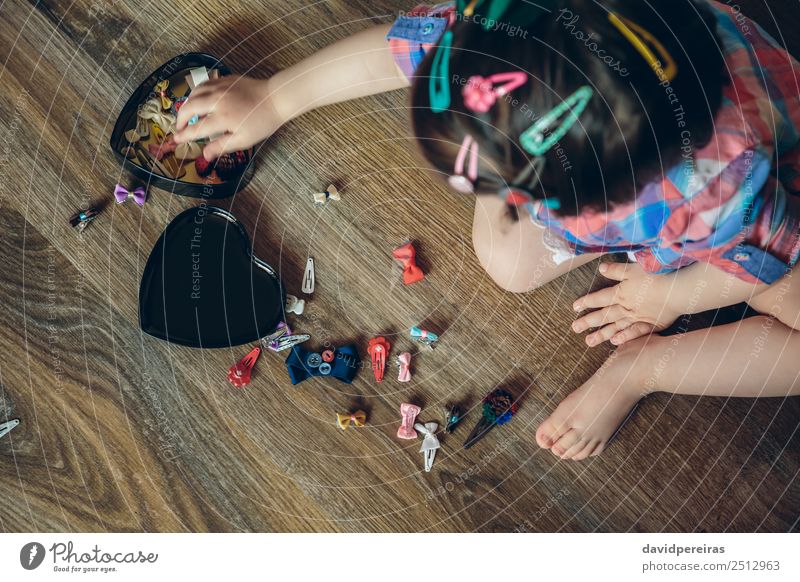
[472,196,600,293]
[536,316,800,461]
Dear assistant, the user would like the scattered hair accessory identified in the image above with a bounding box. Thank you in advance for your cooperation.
[0,419,20,439]
[336,410,367,430]
[397,403,422,439]
[114,183,147,206]
[172,95,188,117]
[444,405,463,434]
[313,184,341,206]
[448,134,479,193]
[261,322,310,352]
[285,344,360,385]
[519,85,593,157]
[410,326,439,349]
[175,141,202,161]
[463,388,518,449]
[69,207,100,233]
[214,151,249,181]
[227,346,261,388]
[150,122,167,145]
[609,13,677,83]
[462,72,527,113]
[415,422,440,472]
[285,294,305,315]
[154,80,173,110]
[429,30,453,113]
[367,336,391,383]
[302,257,315,294]
[397,352,412,383]
[148,137,178,161]
[392,242,425,285]
[138,98,176,134]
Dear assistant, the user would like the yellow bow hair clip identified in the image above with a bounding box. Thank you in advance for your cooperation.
[609,13,677,83]
[154,80,173,110]
[336,410,367,430]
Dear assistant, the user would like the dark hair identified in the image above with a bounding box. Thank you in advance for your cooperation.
[411,0,727,216]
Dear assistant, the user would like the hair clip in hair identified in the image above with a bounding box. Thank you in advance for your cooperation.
[429,30,453,113]
[463,72,527,113]
[448,135,479,193]
[609,13,677,83]
[458,0,482,16]
[520,86,593,157]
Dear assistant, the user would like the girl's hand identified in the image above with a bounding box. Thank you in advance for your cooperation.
[174,75,286,160]
[571,262,680,347]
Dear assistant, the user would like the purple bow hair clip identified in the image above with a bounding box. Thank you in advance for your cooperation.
[114,183,147,206]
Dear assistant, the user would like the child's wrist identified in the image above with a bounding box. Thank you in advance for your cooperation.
[266,71,305,125]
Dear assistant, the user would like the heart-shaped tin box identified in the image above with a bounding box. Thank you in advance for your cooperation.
[111,53,255,198]
[139,206,285,348]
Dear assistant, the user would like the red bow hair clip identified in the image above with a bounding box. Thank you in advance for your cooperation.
[462,72,527,113]
[392,242,425,285]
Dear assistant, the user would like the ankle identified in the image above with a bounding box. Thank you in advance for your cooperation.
[609,337,661,398]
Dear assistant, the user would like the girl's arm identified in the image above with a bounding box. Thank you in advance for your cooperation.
[174,24,409,159]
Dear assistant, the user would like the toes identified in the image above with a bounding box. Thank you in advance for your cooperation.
[571,440,600,461]
[560,438,588,460]
[551,429,580,457]
[536,416,571,449]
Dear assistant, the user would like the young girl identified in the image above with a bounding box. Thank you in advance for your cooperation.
[174,0,800,460]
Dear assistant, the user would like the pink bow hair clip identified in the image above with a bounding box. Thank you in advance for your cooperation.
[397,403,421,439]
[397,352,412,382]
[462,72,527,113]
[114,183,147,206]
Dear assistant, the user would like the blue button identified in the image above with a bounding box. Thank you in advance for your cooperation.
[318,363,332,375]
[306,353,322,368]
[422,23,434,35]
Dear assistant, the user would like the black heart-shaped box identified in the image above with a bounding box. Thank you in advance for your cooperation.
[139,206,284,348]
[110,53,255,198]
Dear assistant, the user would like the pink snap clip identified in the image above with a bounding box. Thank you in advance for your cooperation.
[397,403,421,439]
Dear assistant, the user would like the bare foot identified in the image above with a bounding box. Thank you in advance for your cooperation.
[536,344,650,460]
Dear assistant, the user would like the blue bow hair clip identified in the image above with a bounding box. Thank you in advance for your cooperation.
[285,344,361,385]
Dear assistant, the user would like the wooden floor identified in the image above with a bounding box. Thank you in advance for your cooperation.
[1,0,798,532]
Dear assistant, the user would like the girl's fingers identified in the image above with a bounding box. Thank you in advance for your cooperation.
[202,133,240,160]
[173,114,229,145]
[598,262,629,281]
[572,305,630,332]
[610,322,656,345]
[586,319,633,346]
[573,285,618,311]
[175,94,219,132]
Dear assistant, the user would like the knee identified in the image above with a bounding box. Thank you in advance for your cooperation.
[472,230,540,294]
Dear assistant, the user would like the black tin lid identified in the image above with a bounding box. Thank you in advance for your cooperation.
[139,206,285,348]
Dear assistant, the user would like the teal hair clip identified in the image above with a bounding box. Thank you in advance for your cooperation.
[429,30,453,113]
[519,86,593,156]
